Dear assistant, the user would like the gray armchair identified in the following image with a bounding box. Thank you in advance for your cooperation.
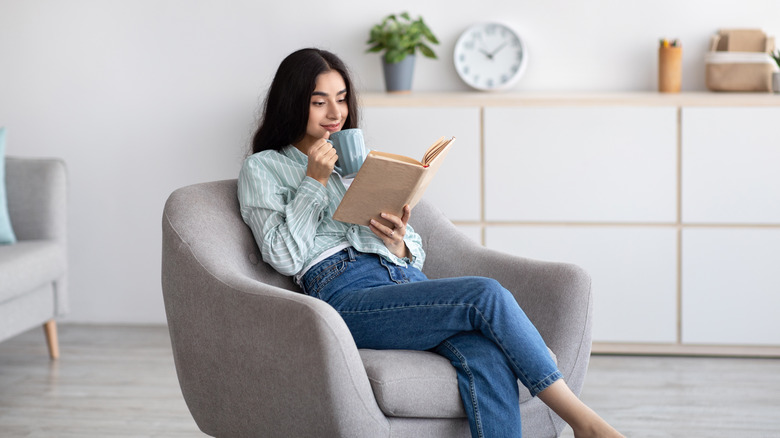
[162,179,593,438]
[0,157,68,359]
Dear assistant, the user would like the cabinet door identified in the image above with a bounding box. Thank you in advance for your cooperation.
[486,226,678,343]
[682,228,780,346]
[362,107,481,221]
[682,107,780,224]
[484,107,677,223]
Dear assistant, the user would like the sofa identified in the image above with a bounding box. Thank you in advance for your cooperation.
[0,157,68,359]
[161,179,593,437]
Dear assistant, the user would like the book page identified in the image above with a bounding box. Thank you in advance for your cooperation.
[422,137,455,166]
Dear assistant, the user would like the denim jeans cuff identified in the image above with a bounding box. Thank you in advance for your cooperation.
[529,370,563,397]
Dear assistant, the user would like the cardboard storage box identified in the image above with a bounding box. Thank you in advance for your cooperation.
[706,29,778,92]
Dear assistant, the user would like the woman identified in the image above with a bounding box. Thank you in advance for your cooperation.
[238,48,622,438]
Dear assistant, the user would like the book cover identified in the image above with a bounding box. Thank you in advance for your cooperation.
[333,136,455,227]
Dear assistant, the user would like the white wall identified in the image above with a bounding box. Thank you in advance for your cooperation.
[1,0,778,323]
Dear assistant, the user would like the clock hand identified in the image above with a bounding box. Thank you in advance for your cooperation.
[474,33,494,59]
[488,42,508,57]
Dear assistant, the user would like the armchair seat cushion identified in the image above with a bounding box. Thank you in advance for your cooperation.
[360,349,465,419]
[0,241,66,303]
[360,347,556,419]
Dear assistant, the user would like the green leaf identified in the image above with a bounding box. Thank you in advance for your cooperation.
[419,44,437,59]
[366,44,384,53]
[400,11,411,21]
[386,48,408,63]
[421,23,439,44]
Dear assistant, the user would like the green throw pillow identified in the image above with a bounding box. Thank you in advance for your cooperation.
[0,127,17,244]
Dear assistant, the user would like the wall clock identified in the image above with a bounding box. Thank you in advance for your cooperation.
[453,22,528,91]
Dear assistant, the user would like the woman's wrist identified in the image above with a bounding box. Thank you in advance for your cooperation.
[396,242,412,261]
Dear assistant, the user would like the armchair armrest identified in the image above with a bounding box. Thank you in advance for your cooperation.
[411,201,593,395]
[162,201,389,438]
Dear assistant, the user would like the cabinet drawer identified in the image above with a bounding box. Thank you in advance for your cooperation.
[484,107,677,223]
[682,228,780,345]
[486,226,678,343]
[682,107,780,224]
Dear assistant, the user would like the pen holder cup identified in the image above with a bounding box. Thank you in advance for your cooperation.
[659,46,682,93]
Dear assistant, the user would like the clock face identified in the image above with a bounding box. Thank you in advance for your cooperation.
[454,23,527,91]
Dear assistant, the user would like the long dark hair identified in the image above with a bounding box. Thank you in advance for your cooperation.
[250,48,360,154]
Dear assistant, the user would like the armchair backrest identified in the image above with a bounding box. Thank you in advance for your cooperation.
[162,179,469,288]
[162,179,298,291]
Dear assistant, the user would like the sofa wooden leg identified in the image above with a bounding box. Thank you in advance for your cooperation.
[43,320,60,360]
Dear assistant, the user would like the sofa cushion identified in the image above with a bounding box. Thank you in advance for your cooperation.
[0,241,66,304]
[359,347,557,419]
[0,127,17,245]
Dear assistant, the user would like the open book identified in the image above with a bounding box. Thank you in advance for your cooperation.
[333,136,455,227]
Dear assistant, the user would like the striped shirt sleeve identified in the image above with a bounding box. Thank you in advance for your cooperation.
[238,152,329,276]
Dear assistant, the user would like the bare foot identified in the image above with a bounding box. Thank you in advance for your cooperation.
[538,380,624,438]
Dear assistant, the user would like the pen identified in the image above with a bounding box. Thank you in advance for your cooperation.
[660,38,680,48]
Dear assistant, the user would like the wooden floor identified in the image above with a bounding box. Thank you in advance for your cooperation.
[1,325,779,437]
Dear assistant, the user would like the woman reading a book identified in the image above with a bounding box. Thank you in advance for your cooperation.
[237,48,622,438]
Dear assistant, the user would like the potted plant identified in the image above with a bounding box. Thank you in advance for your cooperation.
[366,12,439,93]
[771,49,780,93]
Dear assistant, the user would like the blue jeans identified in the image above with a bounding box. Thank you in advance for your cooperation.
[301,247,562,438]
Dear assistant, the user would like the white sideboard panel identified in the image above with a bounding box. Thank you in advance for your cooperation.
[361,107,481,221]
[682,107,780,224]
[485,226,678,343]
[682,228,780,345]
[484,107,678,223]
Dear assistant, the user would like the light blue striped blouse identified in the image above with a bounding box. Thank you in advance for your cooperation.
[237,145,426,280]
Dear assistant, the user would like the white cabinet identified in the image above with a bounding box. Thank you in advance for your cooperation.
[485,107,678,223]
[361,106,481,222]
[362,93,780,355]
[682,107,780,224]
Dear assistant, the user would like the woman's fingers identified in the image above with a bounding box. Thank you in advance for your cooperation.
[400,205,411,225]
[369,217,396,238]
[369,209,412,260]
[306,138,338,185]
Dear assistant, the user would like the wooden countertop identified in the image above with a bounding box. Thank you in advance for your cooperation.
[360,91,780,107]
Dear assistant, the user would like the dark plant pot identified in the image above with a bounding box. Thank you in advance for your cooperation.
[382,55,416,93]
